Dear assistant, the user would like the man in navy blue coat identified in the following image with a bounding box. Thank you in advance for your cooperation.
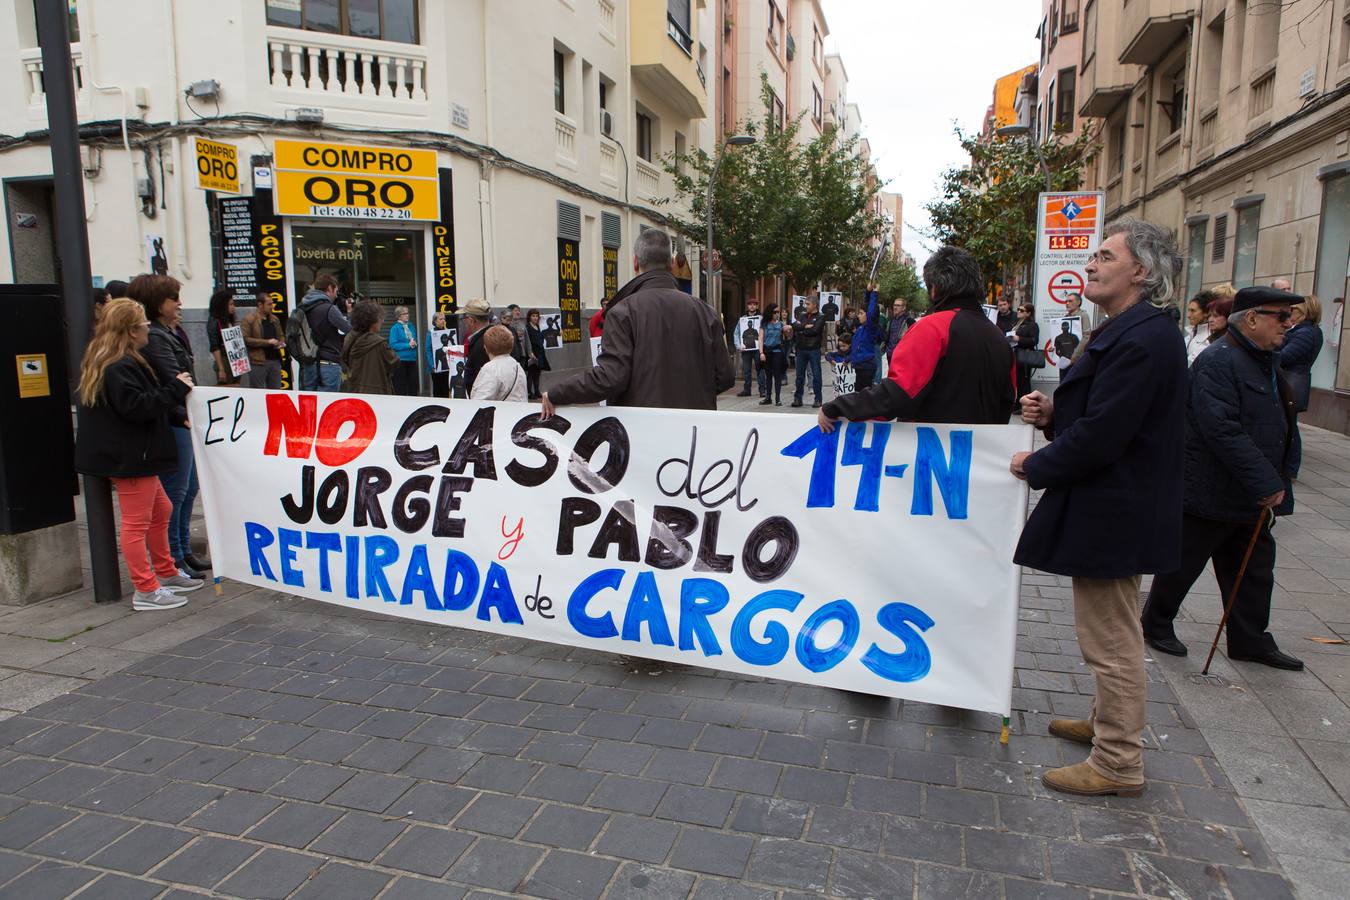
[1011,218,1186,798]
[1141,286,1303,670]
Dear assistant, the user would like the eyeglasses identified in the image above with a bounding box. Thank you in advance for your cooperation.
[1251,309,1293,322]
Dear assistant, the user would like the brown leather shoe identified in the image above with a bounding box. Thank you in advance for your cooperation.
[1048,718,1094,745]
[1042,762,1144,797]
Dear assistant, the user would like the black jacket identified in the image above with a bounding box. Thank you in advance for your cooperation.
[1184,330,1299,521]
[75,355,189,478]
[822,291,1015,424]
[145,322,193,427]
[526,323,551,371]
[793,311,824,351]
[1015,301,1186,578]
[1280,321,1323,413]
[464,327,488,395]
[1013,319,1040,362]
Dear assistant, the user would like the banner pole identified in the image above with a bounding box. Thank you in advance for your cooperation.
[1000,716,1010,745]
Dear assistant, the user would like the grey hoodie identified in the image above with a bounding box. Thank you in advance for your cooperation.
[299,289,352,363]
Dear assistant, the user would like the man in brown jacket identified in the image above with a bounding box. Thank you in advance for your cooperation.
[542,229,735,414]
[241,291,285,389]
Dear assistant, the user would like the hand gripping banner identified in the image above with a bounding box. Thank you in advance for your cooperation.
[190,390,1031,715]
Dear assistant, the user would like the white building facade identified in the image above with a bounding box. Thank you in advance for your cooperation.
[0,0,714,381]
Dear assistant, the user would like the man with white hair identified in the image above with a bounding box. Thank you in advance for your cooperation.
[1012,218,1187,798]
[543,229,734,412]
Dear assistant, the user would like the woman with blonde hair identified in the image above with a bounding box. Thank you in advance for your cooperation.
[74,299,202,611]
[1283,292,1324,413]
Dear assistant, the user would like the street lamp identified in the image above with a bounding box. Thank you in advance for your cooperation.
[705,134,756,310]
[996,123,1053,193]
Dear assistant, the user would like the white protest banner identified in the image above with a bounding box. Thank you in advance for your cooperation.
[190,391,1031,714]
[220,325,252,377]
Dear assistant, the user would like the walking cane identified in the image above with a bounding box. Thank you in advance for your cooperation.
[1199,509,1272,677]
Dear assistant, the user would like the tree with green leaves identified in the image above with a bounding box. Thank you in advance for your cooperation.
[925,126,1097,293]
[663,75,883,298]
[876,255,929,312]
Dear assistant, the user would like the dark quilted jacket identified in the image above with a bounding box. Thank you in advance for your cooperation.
[1184,329,1299,521]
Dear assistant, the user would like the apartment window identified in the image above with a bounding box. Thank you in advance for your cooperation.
[769,91,785,130]
[1061,0,1079,32]
[1082,0,1097,68]
[1056,69,1075,131]
[636,112,653,161]
[675,132,687,173]
[1045,87,1055,140]
[813,25,823,69]
[1050,2,1059,46]
[1212,213,1228,263]
[667,0,693,54]
[1186,220,1206,297]
[767,1,783,51]
[1160,62,1185,136]
[812,87,823,126]
[1110,120,1125,177]
[554,50,565,114]
[265,0,418,44]
[722,67,734,133]
[1232,201,1261,288]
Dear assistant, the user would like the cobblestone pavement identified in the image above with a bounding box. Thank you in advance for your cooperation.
[0,386,1338,898]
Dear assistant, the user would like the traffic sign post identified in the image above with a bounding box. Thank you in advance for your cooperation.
[1031,191,1104,383]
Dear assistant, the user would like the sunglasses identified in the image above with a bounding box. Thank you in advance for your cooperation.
[1251,309,1293,322]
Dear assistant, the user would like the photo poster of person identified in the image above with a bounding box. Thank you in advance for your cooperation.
[791,295,808,323]
[1049,315,1083,372]
[146,234,169,276]
[542,314,564,350]
[735,315,762,352]
[983,304,999,325]
[820,291,842,323]
[447,347,468,398]
[431,329,459,374]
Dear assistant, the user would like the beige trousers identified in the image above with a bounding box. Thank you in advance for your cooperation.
[1071,575,1146,785]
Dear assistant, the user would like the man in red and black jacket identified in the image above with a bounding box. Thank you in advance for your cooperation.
[818,246,1015,428]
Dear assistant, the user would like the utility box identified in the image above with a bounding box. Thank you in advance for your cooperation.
[0,284,81,604]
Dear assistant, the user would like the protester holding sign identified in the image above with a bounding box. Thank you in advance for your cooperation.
[543,229,734,414]
[75,299,203,610]
[847,289,881,390]
[207,289,238,386]
[525,309,551,400]
[735,299,765,398]
[818,247,1015,429]
[426,312,450,397]
[242,293,284,389]
[1012,218,1186,798]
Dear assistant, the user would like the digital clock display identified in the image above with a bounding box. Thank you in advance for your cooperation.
[1048,235,1091,250]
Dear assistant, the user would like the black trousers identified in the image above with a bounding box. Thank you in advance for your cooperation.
[1141,513,1279,656]
[393,361,419,396]
[527,364,543,399]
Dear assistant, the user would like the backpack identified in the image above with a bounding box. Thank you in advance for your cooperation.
[285,304,320,364]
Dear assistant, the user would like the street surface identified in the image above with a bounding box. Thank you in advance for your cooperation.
[0,388,1340,898]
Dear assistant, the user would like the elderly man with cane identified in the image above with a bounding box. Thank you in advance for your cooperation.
[1140,286,1304,671]
[1011,218,1187,797]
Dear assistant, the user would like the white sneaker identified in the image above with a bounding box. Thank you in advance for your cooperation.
[160,573,204,593]
[132,587,189,611]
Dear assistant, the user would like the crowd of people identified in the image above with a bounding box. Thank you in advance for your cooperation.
[75,220,1341,807]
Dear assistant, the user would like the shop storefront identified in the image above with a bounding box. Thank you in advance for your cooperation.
[210,137,457,391]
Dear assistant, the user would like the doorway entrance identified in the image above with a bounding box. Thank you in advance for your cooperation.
[290,223,427,390]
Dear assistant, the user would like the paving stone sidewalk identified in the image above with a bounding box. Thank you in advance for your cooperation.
[0,390,1335,898]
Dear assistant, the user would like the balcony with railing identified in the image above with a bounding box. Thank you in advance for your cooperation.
[1119,0,1195,66]
[555,112,578,168]
[631,0,706,118]
[635,157,662,202]
[266,26,428,113]
[1197,107,1218,153]
[18,43,87,113]
[599,138,619,186]
[599,0,617,40]
[1249,68,1276,120]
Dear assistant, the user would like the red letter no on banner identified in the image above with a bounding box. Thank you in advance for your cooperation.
[263,394,376,467]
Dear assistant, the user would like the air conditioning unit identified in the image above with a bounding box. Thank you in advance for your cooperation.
[600,109,614,138]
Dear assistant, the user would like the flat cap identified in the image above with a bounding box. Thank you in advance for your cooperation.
[1232,286,1301,314]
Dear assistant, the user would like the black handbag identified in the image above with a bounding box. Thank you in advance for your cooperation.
[1016,346,1046,369]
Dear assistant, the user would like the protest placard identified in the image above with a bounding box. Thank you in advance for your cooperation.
[220,325,252,377]
[191,391,1031,714]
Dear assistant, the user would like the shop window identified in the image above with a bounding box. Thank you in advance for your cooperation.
[1232,202,1260,287]
[265,0,419,45]
[1186,220,1206,297]
[1315,173,1350,389]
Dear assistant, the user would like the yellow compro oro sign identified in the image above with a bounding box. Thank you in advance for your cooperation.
[193,137,241,194]
[273,139,440,221]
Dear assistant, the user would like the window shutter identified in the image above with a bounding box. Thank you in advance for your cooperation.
[1212,214,1227,263]
[557,201,581,241]
[601,212,621,249]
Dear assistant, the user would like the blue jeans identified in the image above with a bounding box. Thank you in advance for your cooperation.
[794,349,822,403]
[159,427,198,563]
[302,360,342,391]
[741,351,765,394]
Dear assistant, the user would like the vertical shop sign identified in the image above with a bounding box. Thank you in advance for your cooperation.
[558,238,581,343]
[434,168,457,315]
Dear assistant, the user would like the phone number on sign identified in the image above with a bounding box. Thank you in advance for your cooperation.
[308,206,412,220]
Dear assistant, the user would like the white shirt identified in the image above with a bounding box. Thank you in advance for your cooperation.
[1185,322,1211,366]
[470,355,527,402]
